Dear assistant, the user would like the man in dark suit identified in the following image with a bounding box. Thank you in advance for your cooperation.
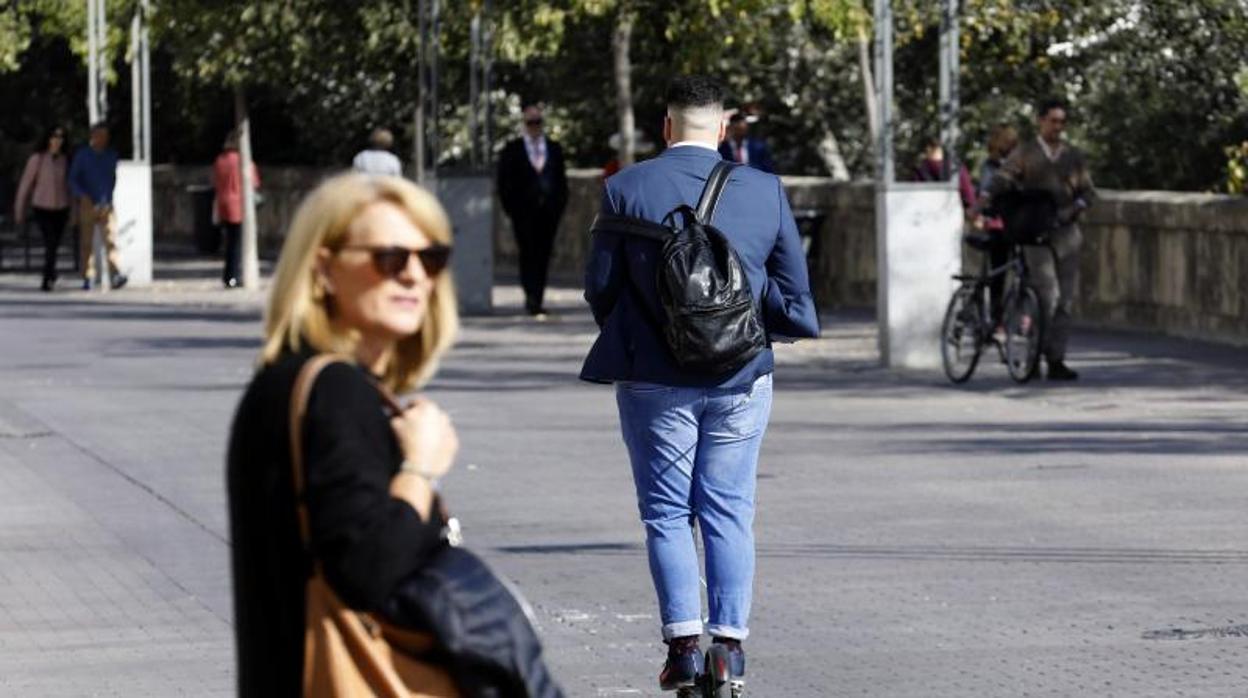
[718,112,775,173]
[497,103,569,318]
[583,76,819,693]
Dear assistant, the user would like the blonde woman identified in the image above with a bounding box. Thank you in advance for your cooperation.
[226,173,459,695]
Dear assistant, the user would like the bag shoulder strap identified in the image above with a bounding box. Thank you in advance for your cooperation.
[590,212,671,242]
[694,161,738,225]
[289,354,350,548]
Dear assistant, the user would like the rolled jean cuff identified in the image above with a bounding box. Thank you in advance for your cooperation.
[706,623,749,641]
[662,620,704,641]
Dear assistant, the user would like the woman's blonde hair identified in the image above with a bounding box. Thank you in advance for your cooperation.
[987,123,1019,160]
[261,172,459,392]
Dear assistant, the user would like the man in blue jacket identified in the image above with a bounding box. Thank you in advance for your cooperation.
[69,122,126,290]
[582,75,819,693]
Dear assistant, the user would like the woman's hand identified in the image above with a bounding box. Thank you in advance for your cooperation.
[389,397,458,481]
[388,399,457,521]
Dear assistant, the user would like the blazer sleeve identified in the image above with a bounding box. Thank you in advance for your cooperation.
[496,142,518,217]
[755,142,776,174]
[68,150,86,200]
[761,177,820,339]
[101,153,117,206]
[551,141,569,213]
[584,185,625,327]
[13,155,38,222]
[301,363,444,610]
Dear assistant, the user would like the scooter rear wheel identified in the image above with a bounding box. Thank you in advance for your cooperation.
[703,645,733,697]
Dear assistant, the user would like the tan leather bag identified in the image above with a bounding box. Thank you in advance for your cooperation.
[290,355,460,698]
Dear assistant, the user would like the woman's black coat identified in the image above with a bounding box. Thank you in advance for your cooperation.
[226,350,444,696]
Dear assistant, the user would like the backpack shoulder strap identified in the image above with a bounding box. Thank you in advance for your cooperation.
[694,161,738,225]
[591,212,671,242]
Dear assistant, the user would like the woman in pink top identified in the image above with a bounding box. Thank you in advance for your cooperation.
[14,126,72,291]
[212,130,261,288]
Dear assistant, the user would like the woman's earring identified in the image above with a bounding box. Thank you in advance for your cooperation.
[314,277,333,300]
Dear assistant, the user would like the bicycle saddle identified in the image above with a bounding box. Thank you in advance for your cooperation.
[962,232,994,251]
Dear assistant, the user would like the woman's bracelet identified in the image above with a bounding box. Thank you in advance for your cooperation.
[400,459,435,479]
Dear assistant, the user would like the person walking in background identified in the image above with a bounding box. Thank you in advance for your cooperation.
[583,75,819,693]
[352,127,404,177]
[14,125,71,291]
[68,122,125,290]
[987,98,1096,381]
[213,130,261,288]
[497,103,568,318]
[718,111,775,173]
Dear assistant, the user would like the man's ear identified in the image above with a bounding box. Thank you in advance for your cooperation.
[662,115,673,145]
[717,118,727,143]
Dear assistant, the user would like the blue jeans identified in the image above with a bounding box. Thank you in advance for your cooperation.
[615,373,773,641]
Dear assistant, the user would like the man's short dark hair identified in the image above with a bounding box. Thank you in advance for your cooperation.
[665,76,725,109]
[1036,98,1068,118]
[369,127,394,150]
[727,112,747,125]
[90,121,109,133]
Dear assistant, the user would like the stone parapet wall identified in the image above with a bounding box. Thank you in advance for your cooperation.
[151,166,1248,345]
[1079,191,1248,344]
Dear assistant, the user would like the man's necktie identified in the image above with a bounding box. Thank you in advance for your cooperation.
[529,140,546,173]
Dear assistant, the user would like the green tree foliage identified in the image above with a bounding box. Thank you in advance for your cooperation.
[3,0,1246,191]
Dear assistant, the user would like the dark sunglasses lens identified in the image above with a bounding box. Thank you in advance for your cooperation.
[417,246,452,277]
[525,118,543,126]
[371,248,410,277]
[370,246,451,278]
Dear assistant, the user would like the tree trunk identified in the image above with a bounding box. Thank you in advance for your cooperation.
[612,9,636,167]
[857,24,879,146]
[234,87,260,289]
[818,129,851,181]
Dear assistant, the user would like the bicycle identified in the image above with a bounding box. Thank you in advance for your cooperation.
[940,231,1048,384]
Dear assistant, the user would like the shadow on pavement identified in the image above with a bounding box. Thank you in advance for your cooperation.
[494,541,1248,564]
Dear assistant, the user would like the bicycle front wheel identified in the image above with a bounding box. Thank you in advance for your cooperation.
[1003,284,1044,383]
[941,286,984,383]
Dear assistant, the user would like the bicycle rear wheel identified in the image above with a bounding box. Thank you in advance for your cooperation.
[1003,284,1044,383]
[941,286,984,383]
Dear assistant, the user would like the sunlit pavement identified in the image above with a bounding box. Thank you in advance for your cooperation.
[1,260,1245,696]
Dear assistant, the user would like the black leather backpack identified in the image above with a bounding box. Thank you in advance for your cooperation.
[592,161,766,375]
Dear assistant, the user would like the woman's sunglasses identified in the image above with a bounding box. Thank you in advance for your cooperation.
[340,244,452,279]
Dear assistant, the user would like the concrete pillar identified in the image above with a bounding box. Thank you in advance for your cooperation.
[437,175,494,315]
[876,183,962,368]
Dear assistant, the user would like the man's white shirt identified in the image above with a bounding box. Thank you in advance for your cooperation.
[524,134,547,172]
[352,149,403,177]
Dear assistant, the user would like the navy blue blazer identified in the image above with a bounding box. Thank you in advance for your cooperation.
[580,145,819,388]
[718,138,775,174]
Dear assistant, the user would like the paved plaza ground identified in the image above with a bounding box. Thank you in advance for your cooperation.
[0,259,1245,696]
